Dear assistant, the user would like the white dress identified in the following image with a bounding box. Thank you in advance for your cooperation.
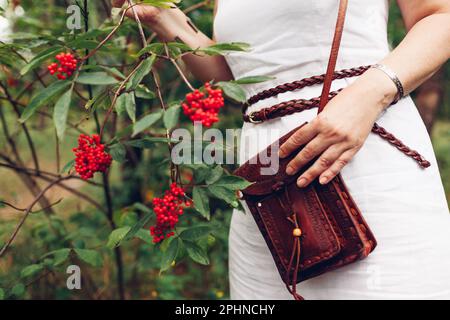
[214,0,450,300]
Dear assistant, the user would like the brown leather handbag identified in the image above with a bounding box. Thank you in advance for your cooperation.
[233,0,429,300]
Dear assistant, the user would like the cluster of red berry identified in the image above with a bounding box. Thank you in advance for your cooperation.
[182,83,225,127]
[72,134,112,180]
[47,52,78,80]
[150,183,192,243]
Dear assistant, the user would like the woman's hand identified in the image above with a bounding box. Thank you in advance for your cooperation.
[278,69,397,188]
[112,0,162,25]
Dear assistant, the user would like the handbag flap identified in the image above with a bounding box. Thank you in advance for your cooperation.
[234,123,309,196]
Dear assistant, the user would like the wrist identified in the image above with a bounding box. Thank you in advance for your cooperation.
[350,68,398,113]
[145,8,197,42]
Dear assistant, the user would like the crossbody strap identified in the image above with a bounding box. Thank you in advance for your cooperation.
[318,0,348,113]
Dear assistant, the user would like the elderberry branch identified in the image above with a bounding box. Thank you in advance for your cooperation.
[0,175,72,258]
[163,43,195,91]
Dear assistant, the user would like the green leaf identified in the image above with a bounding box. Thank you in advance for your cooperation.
[187,164,209,183]
[74,248,103,267]
[50,248,71,266]
[132,111,163,137]
[137,43,164,57]
[20,46,63,76]
[107,227,131,249]
[217,81,247,103]
[108,143,127,163]
[137,0,180,9]
[135,86,156,100]
[60,159,75,174]
[179,226,212,242]
[163,104,181,130]
[115,93,127,115]
[76,72,119,85]
[124,211,153,241]
[67,39,99,50]
[208,185,239,208]
[160,237,179,273]
[234,75,275,84]
[192,187,210,220]
[19,80,71,123]
[125,92,136,123]
[135,229,153,244]
[205,165,224,185]
[11,284,25,298]
[166,42,193,57]
[184,240,210,265]
[127,54,157,90]
[212,175,253,190]
[126,137,177,148]
[0,288,4,300]
[200,42,250,56]
[20,264,43,278]
[133,202,153,214]
[53,88,73,141]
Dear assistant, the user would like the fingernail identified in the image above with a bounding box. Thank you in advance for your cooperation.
[297,177,307,187]
[319,176,328,184]
[286,166,295,175]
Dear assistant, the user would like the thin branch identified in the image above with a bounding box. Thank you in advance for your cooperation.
[0,160,103,187]
[0,176,71,258]
[183,0,212,14]
[1,198,63,214]
[0,82,40,173]
[127,0,147,48]
[163,43,195,91]
[80,4,132,62]
[99,58,145,139]
[0,160,106,212]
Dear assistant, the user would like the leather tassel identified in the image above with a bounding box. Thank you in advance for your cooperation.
[286,211,304,300]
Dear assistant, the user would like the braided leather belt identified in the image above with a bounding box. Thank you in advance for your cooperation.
[241,66,431,169]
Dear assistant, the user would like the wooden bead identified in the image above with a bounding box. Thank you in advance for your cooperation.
[293,228,302,237]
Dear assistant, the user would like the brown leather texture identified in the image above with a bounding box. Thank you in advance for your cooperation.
[318,0,348,112]
[244,66,370,109]
[234,124,377,291]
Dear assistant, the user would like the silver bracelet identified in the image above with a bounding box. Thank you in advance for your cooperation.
[371,63,404,104]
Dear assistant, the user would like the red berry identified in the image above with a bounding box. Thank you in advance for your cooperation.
[47,52,78,80]
[149,183,190,243]
[72,134,112,180]
[182,83,225,127]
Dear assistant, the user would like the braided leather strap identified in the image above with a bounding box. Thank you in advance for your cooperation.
[372,123,431,168]
[243,91,341,123]
[243,66,370,113]
[243,90,431,169]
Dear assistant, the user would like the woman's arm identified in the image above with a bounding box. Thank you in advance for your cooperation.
[279,0,450,188]
[111,0,233,82]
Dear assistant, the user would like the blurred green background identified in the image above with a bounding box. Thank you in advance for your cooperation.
[0,0,448,300]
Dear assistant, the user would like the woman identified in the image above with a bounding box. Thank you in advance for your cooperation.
[113,0,450,299]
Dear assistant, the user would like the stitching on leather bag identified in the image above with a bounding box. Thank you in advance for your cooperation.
[333,176,377,254]
[299,186,341,268]
[254,186,342,272]
[318,181,359,246]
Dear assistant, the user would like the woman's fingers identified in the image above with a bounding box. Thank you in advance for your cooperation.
[278,122,318,159]
[318,149,356,185]
[111,0,126,8]
[285,134,333,175]
[295,144,349,187]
